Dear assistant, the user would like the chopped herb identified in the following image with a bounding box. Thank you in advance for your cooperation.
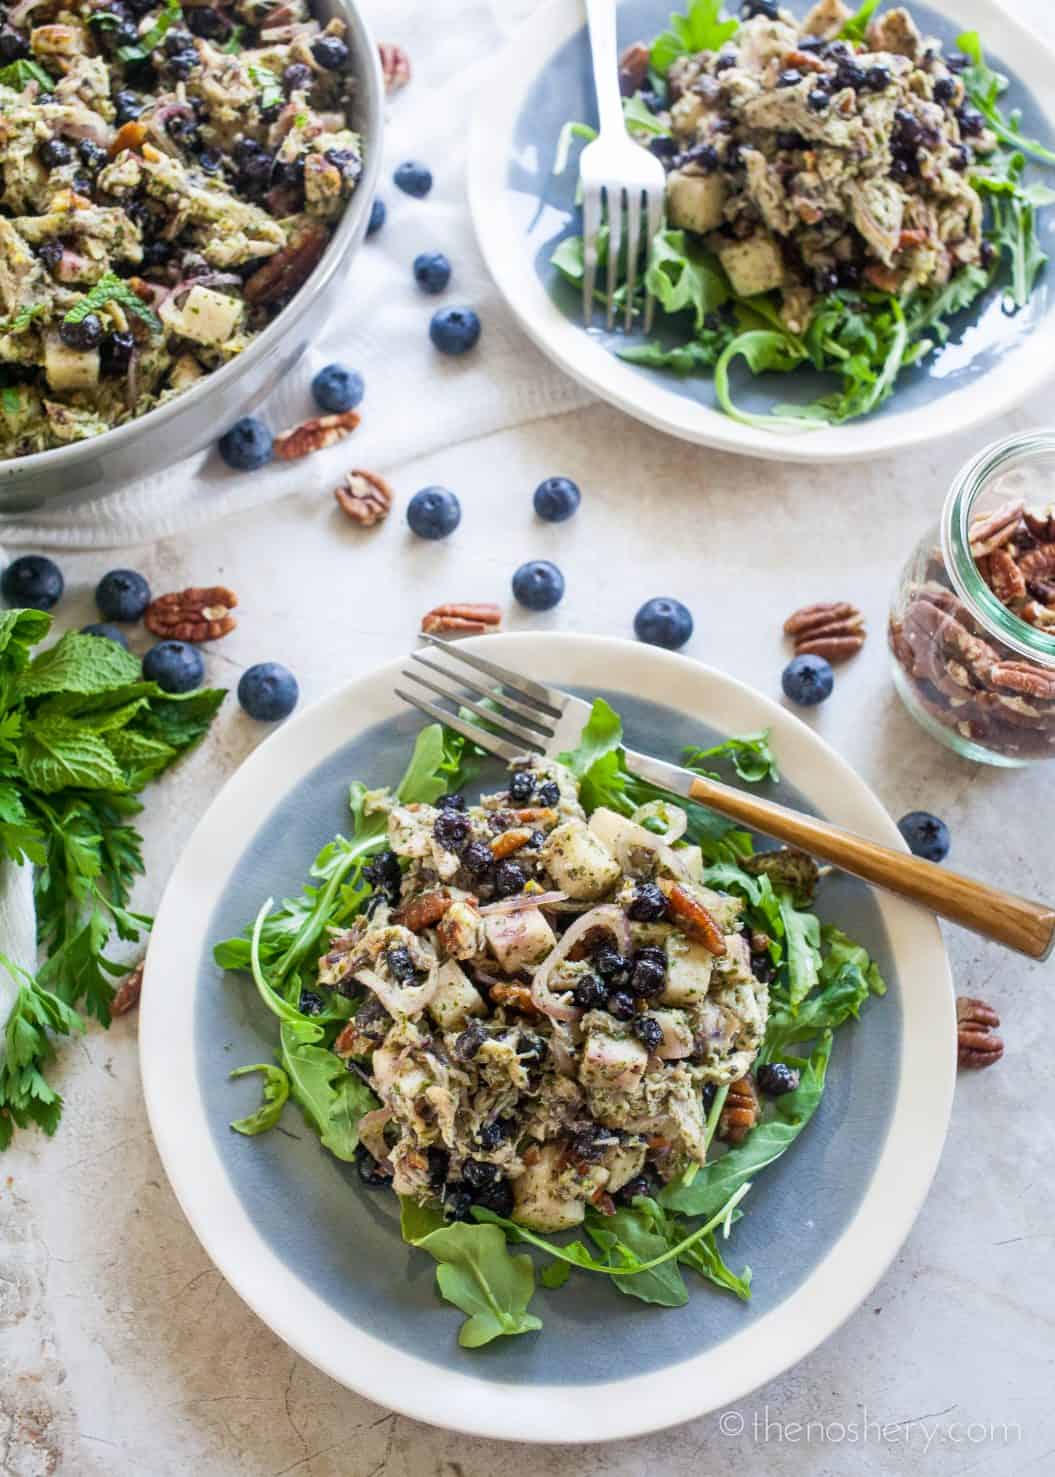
[63,273,161,335]
[0,58,55,92]
[0,304,46,337]
[222,23,245,53]
[118,0,184,63]
[1,388,23,416]
[248,63,283,111]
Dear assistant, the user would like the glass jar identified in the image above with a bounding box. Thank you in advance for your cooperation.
[889,432,1055,767]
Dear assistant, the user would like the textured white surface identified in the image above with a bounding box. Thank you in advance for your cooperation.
[3,0,1055,1472]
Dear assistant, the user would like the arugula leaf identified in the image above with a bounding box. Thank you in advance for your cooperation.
[63,272,162,335]
[0,955,84,1149]
[645,230,729,331]
[553,121,597,178]
[714,330,819,433]
[396,722,481,804]
[0,58,54,92]
[904,263,991,345]
[839,0,880,44]
[584,1203,688,1306]
[680,1228,752,1300]
[973,155,1049,308]
[406,1220,543,1348]
[618,334,731,373]
[777,892,821,1006]
[540,1259,570,1289]
[684,730,778,784]
[651,0,738,78]
[958,30,1055,165]
[229,1062,289,1135]
[279,1021,375,1159]
[661,1035,833,1216]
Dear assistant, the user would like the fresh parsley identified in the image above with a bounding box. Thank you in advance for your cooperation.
[64,273,162,335]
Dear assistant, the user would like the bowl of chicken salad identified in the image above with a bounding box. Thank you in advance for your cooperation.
[0,0,382,509]
[139,634,954,1441]
[469,0,1055,461]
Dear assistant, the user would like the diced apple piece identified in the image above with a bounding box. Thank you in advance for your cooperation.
[161,285,244,346]
[651,1008,694,1059]
[667,169,726,235]
[428,960,485,1032]
[541,819,621,900]
[512,1143,585,1232]
[44,333,99,391]
[580,1030,649,1093]
[662,934,715,1006]
[483,908,555,971]
[718,233,784,296]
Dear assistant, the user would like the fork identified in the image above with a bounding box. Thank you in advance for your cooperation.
[396,637,1055,961]
[579,0,667,330]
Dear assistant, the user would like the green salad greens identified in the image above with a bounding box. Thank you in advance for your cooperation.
[216,700,886,1351]
[0,611,224,1148]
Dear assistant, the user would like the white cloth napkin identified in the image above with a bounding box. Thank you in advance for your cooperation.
[2,0,591,550]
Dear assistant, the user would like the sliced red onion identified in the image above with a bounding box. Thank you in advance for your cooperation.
[530,903,630,1023]
[589,806,691,881]
[630,800,687,846]
[477,890,567,917]
[57,116,114,147]
[356,964,438,1019]
[548,1022,578,1078]
[8,0,46,26]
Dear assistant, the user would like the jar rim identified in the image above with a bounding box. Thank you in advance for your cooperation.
[941,431,1055,665]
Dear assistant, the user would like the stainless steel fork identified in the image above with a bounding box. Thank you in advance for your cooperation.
[396,636,1055,960]
[579,0,666,331]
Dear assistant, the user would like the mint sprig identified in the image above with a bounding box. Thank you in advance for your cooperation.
[63,273,161,335]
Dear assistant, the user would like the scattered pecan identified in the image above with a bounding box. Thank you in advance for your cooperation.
[864,264,902,293]
[1021,600,1055,629]
[783,600,866,663]
[1024,508,1055,543]
[334,1020,367,1058]
[397,889,451,933]
[510,806,558,827]
[956,996,1004,1069]
[783,47,828,72]
[144,585,237,642]
[490,826,534,860]
[274,410,360,461]
[618,40,650,95]
[378,40,410,93]
[421,602,501,637]
[749,931,771,955]
[111,960,144,1016]
[897,226,929,249]
[109,119,147,156]
[989,661,1055,701]
[335,469,392,526]
[968,500,1025,557]
[244,222,329,307]
[718,1075,759,1145]
[663,883,727,956]
[986,547,1027,605]
[489,982,540,1015]
[1017,542,1055,581]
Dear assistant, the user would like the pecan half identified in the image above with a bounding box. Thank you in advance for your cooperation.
[1024,508,1055,543]
[663,883,727,956]
[111,960,144,1016]
[511,806,558,827]
[989,660,1055,701]
[334,1020,370,1058]
[1017,542,1055,581]
[421,602,501,637]
[1027,576,1055,605]
[335,469,392,526]
[490,826,534,860]
[618,40,650,95]
[968,500,1025,557]
[489,982,539,1015]
[274,410,360,461]
[718,1075,759,1145]
[397,889,451,933]
[1021,599,1055,629]
[144,585,237,642]
[956,996,1004,1069]
[784,600,866,663]
[108,119,147,157]
[985,546,1027,606]
[244,222,329,307]
[378,40,410,93]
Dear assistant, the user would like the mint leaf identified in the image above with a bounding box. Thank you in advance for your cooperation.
[0,304,46,336]
[19,716,130,794]
[229,1062,290,1135]
[651,0,738,78]
[63,272,161,334]
[839,0,880,44]
[17,631,141,701]
[0,58,54,92]
[117,0,182,62]
[248,63,283,110]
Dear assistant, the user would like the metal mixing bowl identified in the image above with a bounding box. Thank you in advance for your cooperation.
[0,0,383,516]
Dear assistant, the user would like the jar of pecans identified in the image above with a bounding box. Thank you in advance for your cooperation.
[889,432,1055,767]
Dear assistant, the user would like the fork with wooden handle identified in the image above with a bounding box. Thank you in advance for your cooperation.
[397,637,1055,961]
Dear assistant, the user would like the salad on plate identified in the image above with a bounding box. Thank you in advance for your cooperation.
[553,0,1055,429]
[215,698,887,1350]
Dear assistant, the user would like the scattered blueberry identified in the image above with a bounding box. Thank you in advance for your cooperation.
[897,810,951,862]
[630,947,666,998]
[413,251,451,294]
[1,555,64,611]
[493,859,527,896]
[626,883,669,923]
[508,769,535,803]
[632,1015,663,1052]
[634,597,693,650]
[433,808,470,853]
[366,197,386,236]
[385,946,417,981]
[756,1061,801,1096]
[80,622,129,649]
[218,417,273,471]
[38,136,72,169]
[572,974,609,1010]
[298,988,325,1016]
[740,0,779,16]
[781,654,834,707]
[512,560,564,611]
[407,486,461,540]
[95,568,151,622]
[536,779,560,807]
[533,475,581,523]
[311,363,364,414]
[59,313,103,352]
[310,34,348,69]
[462,839,494,876]
[429,306,481,356]
[394,160,432,198]
[607,991,636,1022]
[238,662,299,721]
[143,640,204,694]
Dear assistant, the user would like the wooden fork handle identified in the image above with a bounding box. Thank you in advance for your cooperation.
[687,774,1055,961]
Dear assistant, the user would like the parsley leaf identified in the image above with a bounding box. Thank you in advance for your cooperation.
[0,955,84,1149]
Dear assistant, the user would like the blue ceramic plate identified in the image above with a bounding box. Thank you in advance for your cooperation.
[140,634,954,1442]
[469,0,1055,462]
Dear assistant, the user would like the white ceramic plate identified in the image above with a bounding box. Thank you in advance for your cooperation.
[468,0,1055,463]
[140,633,954,1442]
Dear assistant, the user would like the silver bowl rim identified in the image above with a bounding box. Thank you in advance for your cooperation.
[0,0,384,487]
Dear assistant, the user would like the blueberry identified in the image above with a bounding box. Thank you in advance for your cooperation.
[298,988,324,1016]
[508,769,535,803]
[897,810,951,863]
[863,64,891,91]
[626,882,668,923]
[143,641,203,694]
[426,1146,450,1187]
[366,196,386,236]
[114,91,143,124]
[630,949,666,998]
[413,251,451,294]
[492,860,526,897]
[186,6,225,37]
[385,946,416,981]
[455,1020,488,1059]
[80,622,129,649]
[533,475,581,523]
[781,654,834,706]
[218,417,273,471]
[512,560,564,611]
[438,791,467,811]
[617,1174,654,1204]
[238,662,299,721]
[933,75,957,105]
[433,808,471,853]
[756,1061,801,1096]
[776,131,805,150]
[2,555,64,611]
[394,160,432,197]
[356,1144,390,1187]
[477,1117,513,1151]
[713,53,736,73]
[101,331,135,375]
[634,597,693,650]
[536,780,559,807]
[0,26,29,62]
[807,88,831,112]
[572,974,609,1010]
[59,314,103,351]
[740,0,778,15]
[407,486,461,540]
[429,306,481,355]
[607,991,636,1022]
[632,1015,663,1052]
[778,69,802,89]
[39,137,72,169]
[594,948,627,981]
[364,849,401,903]
[461,840,494,877]
[311,363,364,414]
[958,105,985,137]
[311,34,347,69]
[702,1082,717,1113]
[95,568,150,621]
